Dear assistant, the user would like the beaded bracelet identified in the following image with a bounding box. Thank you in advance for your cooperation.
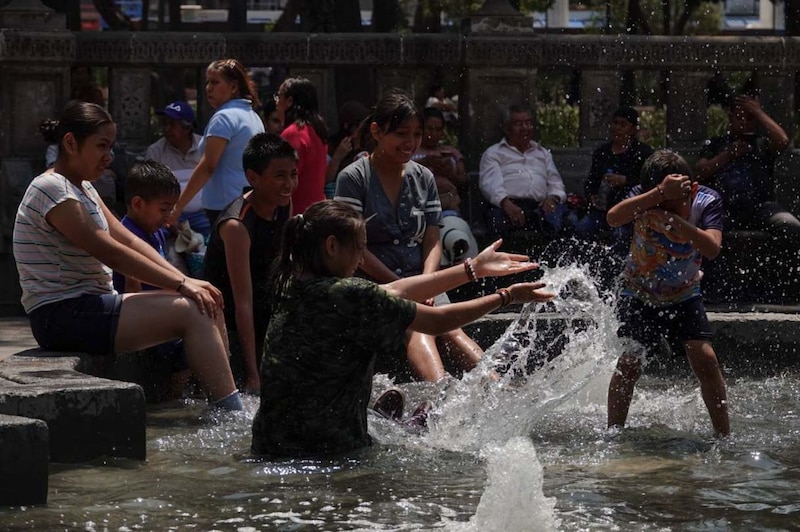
[464,258,478,282]
[495,288,512,307]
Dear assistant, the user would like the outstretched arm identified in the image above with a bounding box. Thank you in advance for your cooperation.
[382,239,537,302]
[408,281,554,336]
[736,95,789,153]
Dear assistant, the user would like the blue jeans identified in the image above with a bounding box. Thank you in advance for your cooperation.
[487,199,568,240]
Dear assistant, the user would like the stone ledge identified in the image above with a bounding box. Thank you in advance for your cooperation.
[0,413,48,506]
[0,351,146,463]
[465,311,800,377]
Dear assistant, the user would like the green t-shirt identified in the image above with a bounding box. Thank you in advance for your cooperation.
[251,276,417,457]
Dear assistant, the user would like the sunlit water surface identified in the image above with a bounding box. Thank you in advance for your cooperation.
[3,266,800,531]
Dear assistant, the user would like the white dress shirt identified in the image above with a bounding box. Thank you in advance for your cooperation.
[145,134,203,213]
[478,138,567,208]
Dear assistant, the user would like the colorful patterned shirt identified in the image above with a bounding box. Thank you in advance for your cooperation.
[621,185,723,306]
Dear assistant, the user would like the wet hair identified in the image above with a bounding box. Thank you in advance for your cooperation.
[39,119,60,144]
[50,100,114,157]
[125,160,180,206]
[640,150,692,190]
[242,132,298,175]
[269,200,364,302]
[371,91,422,135]
[423,106,445,124]
[206,59,262,110]
[280,77,329,143]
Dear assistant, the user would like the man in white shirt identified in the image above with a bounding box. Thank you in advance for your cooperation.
[145,101,208,236]
[479,105,569,240]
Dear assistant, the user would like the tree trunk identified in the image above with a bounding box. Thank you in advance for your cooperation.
[413,0,442,33]
[273,0,303,31]
[788,0,800,34]
[335,0,362,32]
[93,0,134,30]
[625,0,652,34]
[168,0,181,30]
[373,0,404,32]
[229,0,247,31]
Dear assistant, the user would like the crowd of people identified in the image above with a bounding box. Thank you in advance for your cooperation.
[20,65,799,458]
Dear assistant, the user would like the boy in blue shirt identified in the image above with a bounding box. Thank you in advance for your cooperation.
[113,161,190,400]
[113,161,180,292]
[606,150,730,437]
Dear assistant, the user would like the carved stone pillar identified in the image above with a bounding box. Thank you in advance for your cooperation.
[0,1,73,314]
[666,70,710,152]
[463,67,537,168]
[579,70,620,149]
[108,67,152,152]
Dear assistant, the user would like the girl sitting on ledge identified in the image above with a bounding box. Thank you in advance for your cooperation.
[13,100,242,411]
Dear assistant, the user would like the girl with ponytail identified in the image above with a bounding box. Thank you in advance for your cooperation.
[252,199,554,457]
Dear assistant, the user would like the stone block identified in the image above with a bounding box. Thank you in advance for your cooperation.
[464,310,800,377]
[0,352,146,462]
[0,413,48,506]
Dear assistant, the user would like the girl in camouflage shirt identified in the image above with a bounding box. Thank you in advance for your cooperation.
[251,200,554,457]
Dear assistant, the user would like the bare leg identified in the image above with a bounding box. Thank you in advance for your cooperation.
[437,328,483,372]
[607,353,642,429]
[406,331,448,382]
[115,292,237,401]
[685,340,730,437]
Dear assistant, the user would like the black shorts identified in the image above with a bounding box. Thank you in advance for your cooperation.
[28,293,123,356]
[616,296,713,358]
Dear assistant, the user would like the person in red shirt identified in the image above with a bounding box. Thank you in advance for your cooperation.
[274,77,329,214]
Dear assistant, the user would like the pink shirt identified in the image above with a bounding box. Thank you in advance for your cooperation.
[282,122,328,214]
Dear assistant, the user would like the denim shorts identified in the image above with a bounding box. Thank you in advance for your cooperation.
[616,295,713,358]
[28,293,123,356]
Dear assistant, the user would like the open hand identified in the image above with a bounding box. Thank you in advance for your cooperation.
[505,281,555,304]
[471,239,538,278]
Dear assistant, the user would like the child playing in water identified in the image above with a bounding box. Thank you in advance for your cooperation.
[113,161,181,293]
[606,150,730,437]
[251,200,554,457]
[13,100,242,411]
[203,133,297,394]
[112,161,190,400]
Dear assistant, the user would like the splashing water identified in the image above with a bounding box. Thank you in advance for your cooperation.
[425,264,621,453]
[445,437,559,532]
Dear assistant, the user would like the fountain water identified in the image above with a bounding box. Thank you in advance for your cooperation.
[3,266,800,530]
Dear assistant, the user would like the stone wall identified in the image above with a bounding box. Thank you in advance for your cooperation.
[1,28,800,313]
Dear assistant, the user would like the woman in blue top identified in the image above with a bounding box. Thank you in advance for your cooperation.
[172,59,265,228]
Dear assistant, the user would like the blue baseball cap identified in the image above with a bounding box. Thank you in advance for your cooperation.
[156,100,195,124]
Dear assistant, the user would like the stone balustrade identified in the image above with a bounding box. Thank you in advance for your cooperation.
[1,26,800,312]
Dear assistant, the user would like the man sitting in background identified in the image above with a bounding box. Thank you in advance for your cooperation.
[479,105,569,241]
[145,100,208,237]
